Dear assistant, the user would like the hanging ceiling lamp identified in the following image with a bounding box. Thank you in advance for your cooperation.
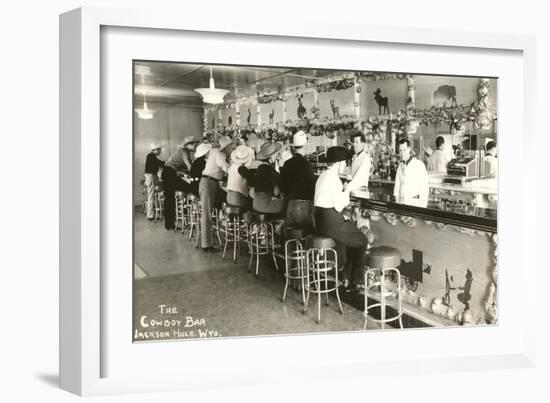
[194,66,229,104]
[135,92,155,120]
[135,71,156,120]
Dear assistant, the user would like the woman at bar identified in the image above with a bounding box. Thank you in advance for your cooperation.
[226,145,255,209]
[239,142,284,214]
[314,146,369,289]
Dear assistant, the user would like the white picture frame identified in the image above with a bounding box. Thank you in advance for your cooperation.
[60,6,537,396]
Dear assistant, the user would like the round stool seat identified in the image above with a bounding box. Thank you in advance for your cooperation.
[175,191,185,197]
[224,205,243,215]
[285,226,310,240]
[367,246,401,269]
[187,194,198,202]
[154,185,163,192]
[305,235,337,249]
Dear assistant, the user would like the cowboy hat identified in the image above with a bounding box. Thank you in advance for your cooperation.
[326,146,347,164]
[256,142,282,161]
[181,135,198,147]
[194,143,212,159]
[218,136,233,152]
[292,130,308,147]
[150,142,162,150]
[230,145,255,167]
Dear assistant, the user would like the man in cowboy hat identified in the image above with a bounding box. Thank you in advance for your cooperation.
[144,142,165,220]
[226,145,255,208]
[199,136,233,252]
[161,136,199,230]
[314,146,369,290]
[238,141,283,214]
[279,130,316,230]
[189,143,212,196]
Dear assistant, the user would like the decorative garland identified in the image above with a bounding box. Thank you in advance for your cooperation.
[305,77,355,93]
[257,86,287,104]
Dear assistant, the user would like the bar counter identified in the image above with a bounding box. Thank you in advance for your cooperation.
[346,187,497,328]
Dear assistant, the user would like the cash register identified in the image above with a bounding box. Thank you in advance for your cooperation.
[443,155,480,185]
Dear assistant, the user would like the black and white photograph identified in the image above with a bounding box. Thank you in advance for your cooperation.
[132,61,498,342]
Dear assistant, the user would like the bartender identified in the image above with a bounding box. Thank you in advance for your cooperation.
[427,136,449,173]
[393,138,429,207]
[344,132,371,192]
[314,146,368,290]
[484,141,498,177]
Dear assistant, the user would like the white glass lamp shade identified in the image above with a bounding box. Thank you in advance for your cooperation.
[135,101,155,120]
[194,77,230,104]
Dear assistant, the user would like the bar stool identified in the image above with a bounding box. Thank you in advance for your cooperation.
[153,185,164,223]
[187,194,201,245]
[174,191,186,232]
[248,212,279,276]
[211,207,223,247]
[282,227,310,305]
[363,246,404,330]
[304,235,344,324]
[222,205,247,263]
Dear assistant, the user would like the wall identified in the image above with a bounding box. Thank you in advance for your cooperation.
[134,103,203,203]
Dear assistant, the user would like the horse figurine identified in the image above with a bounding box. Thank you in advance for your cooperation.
[269,108,275,124]
[297,94,306,119]
[373,88,390,115]
[330,99,340,118]
[247,108,251,126]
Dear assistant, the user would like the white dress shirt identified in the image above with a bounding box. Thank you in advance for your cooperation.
[202,148,229,180]
[347,150,371,191]
[427,149,449,173]
[393,157,429,207]
[483,155,498,177]
[314,165,350,212]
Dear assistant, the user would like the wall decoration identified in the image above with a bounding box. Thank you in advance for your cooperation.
[296,94,307,119]
[470,78,493,130]
[256,85,286,104]
[330,99,340,118]
[228,116,232,126]
[247,108,251,126]
[373,88,390,115]
[268,108,274,124]
[306,77,355,93]
[432,85,458,108]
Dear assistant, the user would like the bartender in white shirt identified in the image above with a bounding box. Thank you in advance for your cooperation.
[393,138,429,207]
[427,136,449,173]
[344,132,371,192]
[315,147,369,290]
[484,141,498,177]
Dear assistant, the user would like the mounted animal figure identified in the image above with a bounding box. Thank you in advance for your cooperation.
[247,108,251,125]
[269,108,275,124]
[297,94,306,119]
[433,85,457,108]
[373,88,389,115]
[330,99,340,118]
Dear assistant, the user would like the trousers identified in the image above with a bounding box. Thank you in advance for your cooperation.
[144,173,158,219]
[315,207,368,286]
[199,177,219,248]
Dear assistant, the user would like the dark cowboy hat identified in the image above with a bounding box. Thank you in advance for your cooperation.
[326,146,348,164]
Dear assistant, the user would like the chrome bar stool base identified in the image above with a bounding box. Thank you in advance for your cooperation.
[363,246,404,330]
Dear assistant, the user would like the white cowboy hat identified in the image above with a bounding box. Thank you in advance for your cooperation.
[181,135,198,147]
[150,142,162,150]
[218,136,233,152]
[194,143,212,159]
[230,145,255,167]
[292,130,308,147]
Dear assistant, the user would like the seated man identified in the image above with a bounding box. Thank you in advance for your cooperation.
[314,146,368,290]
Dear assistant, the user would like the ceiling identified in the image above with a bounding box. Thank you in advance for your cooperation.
[133,61,347,107]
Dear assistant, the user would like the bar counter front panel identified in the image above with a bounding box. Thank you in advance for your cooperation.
[348,187,497,328]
